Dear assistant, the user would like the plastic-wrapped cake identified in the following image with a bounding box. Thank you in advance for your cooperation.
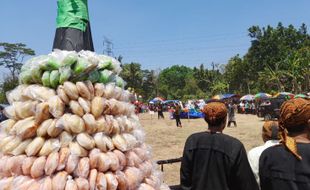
[0,50,170,190]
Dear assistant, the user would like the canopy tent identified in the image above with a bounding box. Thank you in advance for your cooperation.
[295,94,308,98]
[274,92,295,99]
[240,94,254,101]
[254,93,272,99]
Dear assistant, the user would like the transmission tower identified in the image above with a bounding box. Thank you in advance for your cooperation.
[103,36,114,56]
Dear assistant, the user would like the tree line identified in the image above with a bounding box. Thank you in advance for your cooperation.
[0,23,309,103]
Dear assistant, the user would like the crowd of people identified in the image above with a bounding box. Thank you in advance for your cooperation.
[180,98,310,190]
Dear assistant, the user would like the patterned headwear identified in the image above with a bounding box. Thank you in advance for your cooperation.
[202,102,227,126]
[262,121,280,140]
[279,98,310,160]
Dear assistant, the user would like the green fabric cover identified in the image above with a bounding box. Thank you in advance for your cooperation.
[56,0,89,31]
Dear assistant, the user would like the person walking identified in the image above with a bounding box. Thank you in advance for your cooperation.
[157,103,165,119]
[259,98,310,190]
[227,102,237,127]
[180,102,259,190]
[174,103,182,128]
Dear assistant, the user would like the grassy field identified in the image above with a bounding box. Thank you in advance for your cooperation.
[139,112,264,186]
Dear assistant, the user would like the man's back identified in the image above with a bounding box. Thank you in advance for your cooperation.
[180,132,259,190]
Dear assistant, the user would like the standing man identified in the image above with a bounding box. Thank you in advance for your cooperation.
[227,102,237,127]
[180,102,259,190]
[174,103,182,128]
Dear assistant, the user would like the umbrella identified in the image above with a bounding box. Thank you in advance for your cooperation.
[222,94,236,99]
[274,92,295,99]
[254,93,272,99]
[152,97,165,102]
[212,95,223,100]
[240,94,254,101]
[294,94,308,98]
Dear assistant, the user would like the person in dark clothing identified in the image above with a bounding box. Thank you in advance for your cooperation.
[157,103,165,119]
[259,98,310,190]
[227,102,237,127]
[180,102,259,190]
[0,106,7,122]
[174,103,182,128]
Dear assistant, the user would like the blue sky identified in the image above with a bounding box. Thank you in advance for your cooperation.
[1,0,309,70]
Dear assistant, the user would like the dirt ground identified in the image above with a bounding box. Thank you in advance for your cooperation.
[139,112,265,186]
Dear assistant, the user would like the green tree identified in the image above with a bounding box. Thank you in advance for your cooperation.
[0,42,35,79]
[120,62,143,93]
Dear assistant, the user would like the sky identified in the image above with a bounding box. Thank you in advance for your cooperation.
[1,0,309,70]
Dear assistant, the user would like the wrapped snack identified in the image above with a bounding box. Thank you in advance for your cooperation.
[39,56,60,71]
[40,176,52,190]
[106,152,120,171]
[0,119,16,135]
[89,148,100,169]
[69,142,88,157]
[77,133,95,150]
[38,138,60,156]
[83,113,98,134]
[57,147,70,171]
[104,83,115,99]
[37,119,53,137]
[97,55,114,70]
[68,114,85,134]
[14,101,37,119]
[6,85,29,104]
[59,66,72,84]
[113,149,127,170]
[93,133,108,152]
[11,139,32,156]
[96,116,108,133]
[73,57,93,75]
[52,171,68,190]
[49,70,60,88]
[132,147,149,162]
[76,81,91,100]
[85,80,95,98]
[115,171,129,190]
[0,156,10,177]
[45,151,59,175]
[78,97,91,113]
[122,133,138,150]
[30,156,46,178]
[115,76,125,89]
[15,178,36,189]
[69,100,84,117]
[74,157,90,178]
[0,136,15,150]
[57,85,70,104]
[63,81,79,100]
[94,83,105,97]
[112,134,127,152]
[48,96,65,118]
[124,167,143,190]
[57,114,72,133]
[99,70,113,84]
[126,151,143,167]
[113,86,123,100]
[22,157,36,175]
[23,85,56,102]
[42,71,51,87]
[3,105,18,120]
[8,155,25,176]
[119,90,131,102]
[47,119,62,137]
[2,136,22,154]
[96,172,107,190]
[59,131,73,147]
[139,161,153,177]
[97,153,111,172]
[103,135,115,151]
[65,154,79,174]
[35,102,51,124]
[14,117,37,139]
[25,137,45,156]
[105,172,118,190]
[65,179,78,190]
[89,169,98,190]
[91,96,104,118]
[88,70,100,83]
[75,177,90,190]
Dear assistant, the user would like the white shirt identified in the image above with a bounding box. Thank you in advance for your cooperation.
[248,140,279,186]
